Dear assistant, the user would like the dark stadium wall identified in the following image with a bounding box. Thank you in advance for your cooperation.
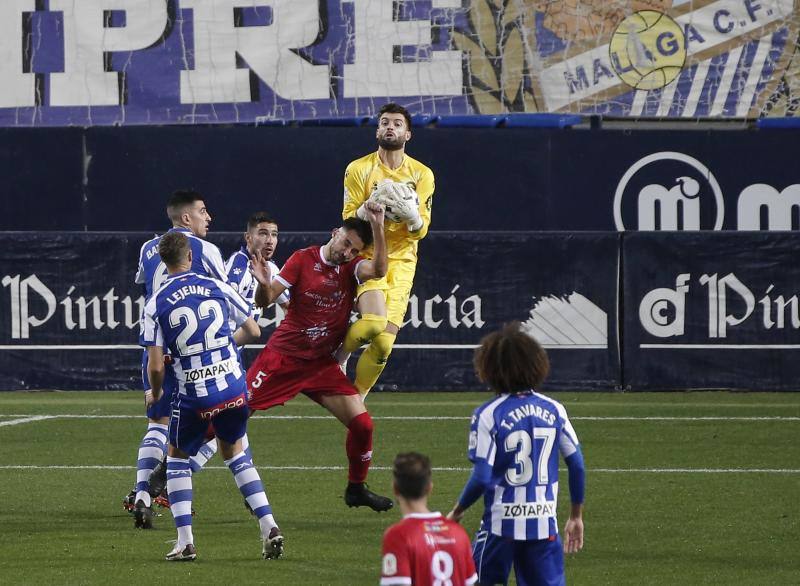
[2,126,800,390]
[2,125,799,232]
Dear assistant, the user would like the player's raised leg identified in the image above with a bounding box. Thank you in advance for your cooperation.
[353,323,397,396]
[350,262,413,397]
[337,289,387,377]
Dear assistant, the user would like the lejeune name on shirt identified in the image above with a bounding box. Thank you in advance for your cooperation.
[500,403,555,430]
[494,500,557,520]
[166,285,212,305]
[182,357,237,383]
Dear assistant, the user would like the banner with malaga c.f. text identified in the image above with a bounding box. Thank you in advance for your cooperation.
[1,0,799,126]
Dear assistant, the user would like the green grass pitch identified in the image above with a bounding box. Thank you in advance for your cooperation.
[1,391,798,585]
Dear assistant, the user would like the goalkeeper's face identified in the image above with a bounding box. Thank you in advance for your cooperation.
[328,228,365,264]
[376,113,410,151]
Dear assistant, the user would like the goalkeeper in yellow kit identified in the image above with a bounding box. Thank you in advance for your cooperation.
[336,103,434,397]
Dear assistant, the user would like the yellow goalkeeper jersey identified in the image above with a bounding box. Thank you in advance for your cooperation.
[342,151,434,262]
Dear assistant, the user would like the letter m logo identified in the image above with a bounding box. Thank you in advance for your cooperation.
[737,184,800,230]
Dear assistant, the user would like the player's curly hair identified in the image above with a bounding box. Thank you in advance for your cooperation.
[393,452,432,500]
[379,103,412,129]
[473,322,550,394]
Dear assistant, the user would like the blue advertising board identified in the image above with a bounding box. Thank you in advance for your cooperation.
[0,231,620,391]
[623,231,800,390]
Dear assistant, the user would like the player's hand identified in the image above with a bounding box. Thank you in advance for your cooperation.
[364,200,385,225]
[369,181,407,209]
[250,250,272,286]
[391,185,422,230]
[446,505,465,523]
[563,516,584,554]
[145,389,160,407]
[378,183,421,229]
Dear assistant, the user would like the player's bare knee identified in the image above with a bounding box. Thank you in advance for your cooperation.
[356,290,386,315]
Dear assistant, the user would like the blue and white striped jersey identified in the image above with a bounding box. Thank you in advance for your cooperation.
[225,245,289,327]
[135,227,227,301]
[139,272,251,406]
[468,390,579,541]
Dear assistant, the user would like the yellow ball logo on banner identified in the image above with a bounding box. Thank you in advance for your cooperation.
[609,11,686,91]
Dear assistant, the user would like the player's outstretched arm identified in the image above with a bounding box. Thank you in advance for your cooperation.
[146,345,165,404]
[357,201,388,282]
[233,317,260,346]
[251,250,288,308]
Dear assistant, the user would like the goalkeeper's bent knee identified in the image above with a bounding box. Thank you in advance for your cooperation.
[355,331,397,395]
[343,313,387,354]
[370,331,396,362]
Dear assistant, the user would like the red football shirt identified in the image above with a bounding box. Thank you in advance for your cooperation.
[267,246,362,360]
[381,513,478,586]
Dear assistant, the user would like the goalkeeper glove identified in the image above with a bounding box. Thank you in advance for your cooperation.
[359,181,395,220]
[389,184,422,231]
[405,205,423,232]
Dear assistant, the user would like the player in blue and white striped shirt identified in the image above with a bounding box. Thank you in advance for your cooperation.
[167,212,293,483]
[447,323,585,586]
[140,231,283,562]
[225,211,290,330]
[125,190,234,523]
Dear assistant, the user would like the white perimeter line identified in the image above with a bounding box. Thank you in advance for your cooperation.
[0,465,797,474]
[0,344,603,351]
[641,344,800,349]
[0,345,141,350]
[0,414,798,422]
[0,415,56,427]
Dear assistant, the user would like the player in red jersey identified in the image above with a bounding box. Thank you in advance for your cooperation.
[381,452,478,586]
[247,201,394,511]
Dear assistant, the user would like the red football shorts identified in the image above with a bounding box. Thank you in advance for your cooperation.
[246,346,358,411]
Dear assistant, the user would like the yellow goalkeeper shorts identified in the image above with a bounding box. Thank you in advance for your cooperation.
[356,259,417,328]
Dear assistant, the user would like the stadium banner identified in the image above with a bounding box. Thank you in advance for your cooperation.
[623,231,800,390]
[0,232,620,391]
[1,1,799,126]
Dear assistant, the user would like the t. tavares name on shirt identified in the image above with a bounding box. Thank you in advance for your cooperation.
[499,403,556,430]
